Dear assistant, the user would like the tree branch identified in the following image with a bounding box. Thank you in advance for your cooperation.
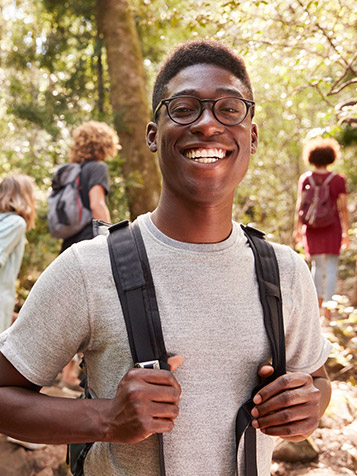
[296,0,354,72]
[328,51,357,93]
[328,78,357,96]
[312,82,335,107]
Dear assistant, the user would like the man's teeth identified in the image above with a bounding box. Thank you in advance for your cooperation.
[194,157,219,164]
[185,148,227,162]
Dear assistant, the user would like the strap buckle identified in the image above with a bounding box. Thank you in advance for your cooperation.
[135,360,161,369]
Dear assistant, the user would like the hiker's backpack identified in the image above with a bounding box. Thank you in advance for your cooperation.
[47,163,92,239]
[68,220,286,476]
[299,172,337,228]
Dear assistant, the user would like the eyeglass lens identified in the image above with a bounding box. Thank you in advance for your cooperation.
[167,97,249,125]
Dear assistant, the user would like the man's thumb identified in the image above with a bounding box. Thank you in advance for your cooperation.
[258,363,274,379]
[168,355,184,372]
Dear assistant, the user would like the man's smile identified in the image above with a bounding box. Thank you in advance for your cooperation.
[182,147,230,164]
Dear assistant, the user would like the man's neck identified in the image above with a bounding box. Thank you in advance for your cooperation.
[151,196,234,244]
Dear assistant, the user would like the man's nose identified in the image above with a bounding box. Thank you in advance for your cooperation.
[189,106,225,136]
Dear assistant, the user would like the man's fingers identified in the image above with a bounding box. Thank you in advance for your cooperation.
[148,401,180,420]
[149,417,176,435]
[250,371,321,440]
[168,355,184,372]
[136,416,177,440]
[126,371,181,402]
[253,372,311,404]
[252,401,319,429]
[256,417,317,439]
[257,364,274,379]
[253,386,320,417]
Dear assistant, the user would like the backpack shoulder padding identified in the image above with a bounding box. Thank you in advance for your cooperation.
[107,220,169,369]
[240,224,285,377]
[236,224,286,476]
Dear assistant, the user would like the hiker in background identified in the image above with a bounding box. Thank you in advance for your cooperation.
[294,137,349,320]
[54,121,119,386]
[0,40,331,476]
[0,174,36,333]
[59,120,119,252]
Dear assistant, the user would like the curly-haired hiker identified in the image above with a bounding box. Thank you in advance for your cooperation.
[60,121,119,252]
[294,137,349,320]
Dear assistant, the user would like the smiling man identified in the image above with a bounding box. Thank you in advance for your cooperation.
[0,40,331,476]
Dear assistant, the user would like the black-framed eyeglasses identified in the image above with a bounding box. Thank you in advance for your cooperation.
[153,95,255,126]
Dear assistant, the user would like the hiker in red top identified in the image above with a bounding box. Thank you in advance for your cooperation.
[294,137,350,320]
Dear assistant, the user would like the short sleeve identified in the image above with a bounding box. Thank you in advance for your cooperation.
[85,161,110,194]
[0,215,26,268]
[274,244,332,374]
[332,173,347,196]
[0,246,92,386]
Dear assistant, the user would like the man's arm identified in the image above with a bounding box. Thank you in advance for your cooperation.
[89,184,111,223]
[251,364,331,442]
[0,352,182,445]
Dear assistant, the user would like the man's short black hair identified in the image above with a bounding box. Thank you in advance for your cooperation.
[152,39,254,118]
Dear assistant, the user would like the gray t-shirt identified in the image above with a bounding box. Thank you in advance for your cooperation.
[0,213,331,476]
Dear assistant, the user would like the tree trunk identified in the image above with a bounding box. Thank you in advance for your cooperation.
[96,0,161,219]
[96,31,104,116]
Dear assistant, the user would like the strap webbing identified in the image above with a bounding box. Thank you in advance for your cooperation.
[235,225,286,476]
[107,220,168,476]
[131,221,169,366]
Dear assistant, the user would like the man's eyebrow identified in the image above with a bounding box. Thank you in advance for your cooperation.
[171,89,197,98]
[216,87,245,97]
[170,88,245,98]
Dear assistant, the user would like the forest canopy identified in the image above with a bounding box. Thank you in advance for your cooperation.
[0,0,356,275]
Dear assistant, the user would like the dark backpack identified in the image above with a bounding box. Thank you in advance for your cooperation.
[299,172,336,228]
[47,163,92,239]
[68,220,286,476]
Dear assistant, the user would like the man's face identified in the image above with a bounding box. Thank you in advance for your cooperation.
[146,63,258,206]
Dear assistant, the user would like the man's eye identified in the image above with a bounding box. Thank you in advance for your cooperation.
[218,107,241,117]
[222,107,239,113]
[171,105,196,115]
[217,99,244,115]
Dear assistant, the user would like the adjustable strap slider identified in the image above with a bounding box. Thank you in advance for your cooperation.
[264,281,281,299]
[109,219,130,232]
[135,360,161,369]
[134,359,170,371]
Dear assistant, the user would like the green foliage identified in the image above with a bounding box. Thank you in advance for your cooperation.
[337,125,357,147]
[107,153,130,223]
[1,0,356,303]
[0,0,128,285]
[130,0,356,243]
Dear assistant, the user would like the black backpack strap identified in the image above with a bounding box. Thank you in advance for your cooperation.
[107,219,168,476]
[236,225,286,476]
[67,358,94,476]
[130,221,169,369]
[107,219,169,368]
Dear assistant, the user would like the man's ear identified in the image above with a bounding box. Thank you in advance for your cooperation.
[250,123,258,155]
[146,122,158,153]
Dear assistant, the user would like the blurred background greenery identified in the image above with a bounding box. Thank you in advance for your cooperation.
[0,0,355,309]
